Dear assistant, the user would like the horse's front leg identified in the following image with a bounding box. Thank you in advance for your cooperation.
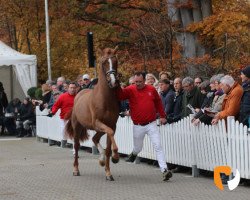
[92,132,106,167]
[95,120,119,164]
[73,136,80,176]
[105,136,114,181]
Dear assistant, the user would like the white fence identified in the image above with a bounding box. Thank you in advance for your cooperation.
[36,107,250,179]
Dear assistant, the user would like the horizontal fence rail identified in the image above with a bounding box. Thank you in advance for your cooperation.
[36,107,250,179]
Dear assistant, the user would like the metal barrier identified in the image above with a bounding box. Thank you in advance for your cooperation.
[36,107,250,179]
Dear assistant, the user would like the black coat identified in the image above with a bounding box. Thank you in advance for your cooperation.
[19,102,35,121]
[167,90,183,123]
[0,91,8,116]
[239,81,250,127]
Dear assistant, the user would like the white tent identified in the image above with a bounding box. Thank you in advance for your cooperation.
[0,41,37,98]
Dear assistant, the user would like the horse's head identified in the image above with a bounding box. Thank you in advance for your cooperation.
[99,46,120,88]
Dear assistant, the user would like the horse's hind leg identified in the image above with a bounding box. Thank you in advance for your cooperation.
[92,132,105,167]
[72,122,81,176]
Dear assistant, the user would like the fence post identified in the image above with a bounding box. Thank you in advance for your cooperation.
[190,114,199,177]
[92,145,99,155]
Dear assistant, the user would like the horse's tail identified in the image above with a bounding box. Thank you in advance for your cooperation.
[79,127,89,141]
[64,109,74,139]
[64,109,89,141]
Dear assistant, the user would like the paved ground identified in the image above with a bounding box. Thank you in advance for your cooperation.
[0,137,249,200]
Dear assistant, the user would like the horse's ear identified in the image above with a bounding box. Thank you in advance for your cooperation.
[113,45,119,54]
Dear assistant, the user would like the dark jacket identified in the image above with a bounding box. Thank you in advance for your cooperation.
[5,99,22,117]
[19,102,35,121]
[182,86,205,118]
[160,89,175,115]
[167,90,183,123]
[0,90,8,116]
[239,80,250,127]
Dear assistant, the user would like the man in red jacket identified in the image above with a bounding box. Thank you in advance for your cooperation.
[52,82,77,147]
[117,72,172,181]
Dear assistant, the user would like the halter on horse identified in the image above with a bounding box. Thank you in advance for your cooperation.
[65,47,120,181]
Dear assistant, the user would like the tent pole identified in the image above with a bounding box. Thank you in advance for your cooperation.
[45,0,52,81]
[10,66,13,100]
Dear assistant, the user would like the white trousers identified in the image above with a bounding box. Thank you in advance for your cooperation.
[59,119,67,140]
[132,121,167,172]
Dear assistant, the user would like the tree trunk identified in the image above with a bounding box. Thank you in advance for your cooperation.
[167,0,212,76]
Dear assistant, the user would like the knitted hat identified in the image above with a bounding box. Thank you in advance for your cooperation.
[242,66,250,78]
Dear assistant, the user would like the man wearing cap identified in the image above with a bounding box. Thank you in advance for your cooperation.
[239,66,250,127]
[82,74,91,89]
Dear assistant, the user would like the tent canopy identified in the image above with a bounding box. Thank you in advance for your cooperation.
[0,41,37,95]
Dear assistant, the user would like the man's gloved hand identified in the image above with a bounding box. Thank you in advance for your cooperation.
[47,113,53,117]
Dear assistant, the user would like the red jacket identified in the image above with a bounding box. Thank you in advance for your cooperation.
[52,92,76,119]
[117,84,166,124]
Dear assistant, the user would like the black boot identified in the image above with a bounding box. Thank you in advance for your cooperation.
[24,129,32,137]
[125,152,137,163]
[16,128,23,138]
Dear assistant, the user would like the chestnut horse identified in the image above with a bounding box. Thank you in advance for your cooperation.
[65,47,120,181]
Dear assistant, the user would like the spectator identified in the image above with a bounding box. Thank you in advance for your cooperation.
[48,91,61,109]
[57,76,66,93]
[192,74,225,125]
[158,79,175,116]
[82,74,91,89]
[167,77,183,123]
[239,66,250,127]
[145,73,159,88]
[117,71,173,181]
[181,77,205,118]
[3,98,21,136]
[0,82,8,134]
[63,82,69,92]
[47,84,60,109]
[51,82,77,148]
[119,83,129,117]
[76,75,84,88]
[40,83,52,110]
[51,83,58,93]
[194,77,203,86]
[16,97,35,137]
[128,76,135,85]
[159,71,171,80]
[211,75,243,125]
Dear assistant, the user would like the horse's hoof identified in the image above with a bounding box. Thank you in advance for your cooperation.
[106,175,114,181]
[99,160,105,167]
[111,157,119,164]
[73,171,80,176]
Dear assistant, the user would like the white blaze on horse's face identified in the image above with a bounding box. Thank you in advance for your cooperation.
[108,58,116,88]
